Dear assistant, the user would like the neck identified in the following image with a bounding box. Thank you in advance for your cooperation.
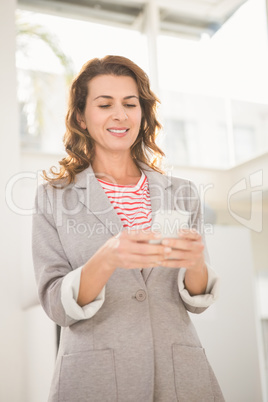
[92,151,141,184]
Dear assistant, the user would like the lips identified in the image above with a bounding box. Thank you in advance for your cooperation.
[107,128,129,137]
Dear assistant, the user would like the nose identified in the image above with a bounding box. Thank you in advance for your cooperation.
[112,105,128,120]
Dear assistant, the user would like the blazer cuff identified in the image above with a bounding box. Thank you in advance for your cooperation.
[178,264,220,308]
[61,267,105,320]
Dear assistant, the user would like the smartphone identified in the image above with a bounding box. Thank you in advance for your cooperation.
[150,209,190,244]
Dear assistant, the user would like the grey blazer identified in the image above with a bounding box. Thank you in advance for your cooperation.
[32,163,225,402]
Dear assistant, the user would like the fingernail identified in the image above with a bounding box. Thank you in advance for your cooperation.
[164,247,172,253]
[162,239,170,245]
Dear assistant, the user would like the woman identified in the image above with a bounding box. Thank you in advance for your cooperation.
[32,55,224,402]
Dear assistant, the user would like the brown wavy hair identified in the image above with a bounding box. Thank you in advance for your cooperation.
[44,55,165,185]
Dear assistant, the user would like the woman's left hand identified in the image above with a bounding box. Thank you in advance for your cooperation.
[160,229,205,271]
[160,229,208,295]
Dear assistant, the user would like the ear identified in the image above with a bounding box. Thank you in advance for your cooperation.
[76,112,87,130]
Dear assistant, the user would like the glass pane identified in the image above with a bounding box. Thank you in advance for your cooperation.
[157,0,268,168]
[232,99,268,164]
[160,91,229,168]
[16,9,148,153]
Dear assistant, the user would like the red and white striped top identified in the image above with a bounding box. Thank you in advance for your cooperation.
[97,172,152,230]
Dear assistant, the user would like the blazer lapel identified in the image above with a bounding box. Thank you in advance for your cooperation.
[141,164,174,219]
[74,165,123,236]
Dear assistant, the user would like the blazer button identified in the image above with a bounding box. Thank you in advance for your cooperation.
[135,289,146,302]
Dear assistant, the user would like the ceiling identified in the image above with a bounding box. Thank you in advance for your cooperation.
[18,0,248,39]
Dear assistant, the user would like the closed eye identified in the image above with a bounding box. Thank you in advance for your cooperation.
[99,104,137,108]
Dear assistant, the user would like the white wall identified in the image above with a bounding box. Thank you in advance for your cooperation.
[173,152,268,273]
[0,3,56,401]
[17,171,57,402]
[0,1,26,400]
[191,226,266,402]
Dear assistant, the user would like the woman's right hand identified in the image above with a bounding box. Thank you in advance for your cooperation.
[99,230,172,269]
[98,229,172,271]
[78,230,171,307]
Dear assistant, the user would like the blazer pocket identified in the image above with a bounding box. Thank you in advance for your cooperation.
[172,344,214,402]
[58,349,117,402]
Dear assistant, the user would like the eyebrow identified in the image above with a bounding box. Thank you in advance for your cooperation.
[93,95,139,101]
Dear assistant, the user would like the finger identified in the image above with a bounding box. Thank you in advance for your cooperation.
[116,234,171,256]
[121,253,164,269]
[161,259,192,268]
[166,250,189,260]
[178,229,201,240]
[162,236,203,250]
[131,242,172,257]
[162,239,193,251]
[122,229,162,242]
[177,240,204,253]
[161,238,204,251]
[162,258,205,269]
[167,242,204,260]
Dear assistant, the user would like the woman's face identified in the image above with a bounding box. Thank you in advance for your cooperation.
[79,74,142,157]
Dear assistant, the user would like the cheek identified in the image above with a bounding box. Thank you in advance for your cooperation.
[134,110,142,128]
[86,111,104,131]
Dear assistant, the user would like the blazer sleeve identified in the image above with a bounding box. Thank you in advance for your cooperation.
[178,265,220,314]
[32,183,104,327]
[177,180,220,314]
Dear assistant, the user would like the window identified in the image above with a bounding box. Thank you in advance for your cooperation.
[16,0,268,167]
[160,91,229,168]
[16,9,148,154]
[162,119,196,166]
[157,0,268,168]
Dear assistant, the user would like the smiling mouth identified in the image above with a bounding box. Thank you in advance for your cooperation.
[107,129,129,134]
[107,128,129,137]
